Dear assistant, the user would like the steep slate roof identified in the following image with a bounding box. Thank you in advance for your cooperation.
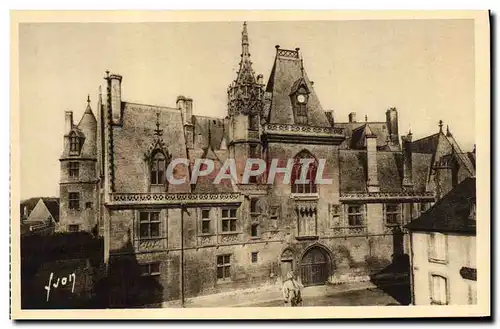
[265,48,330,127]
[189,146,234,193]
[192,115,228,150]
[339,151,404,193]
[43,199,60,222]
[406,177,476,234]
[336,122,392,150]
[411,131,475,177]
[112,102,191,194]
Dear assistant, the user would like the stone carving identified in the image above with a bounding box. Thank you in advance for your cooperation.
[220,234,240,244]
[264,123,344,136]
[198,235,215,246]
[138,239,163,250]
[111,192,242,205]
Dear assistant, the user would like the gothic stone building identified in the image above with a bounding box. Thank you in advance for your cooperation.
[58,23,476,307]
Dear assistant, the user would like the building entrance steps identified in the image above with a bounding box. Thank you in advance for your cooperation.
[162,281,378,308]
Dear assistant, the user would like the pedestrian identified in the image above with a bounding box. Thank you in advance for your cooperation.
[282,271,303,307]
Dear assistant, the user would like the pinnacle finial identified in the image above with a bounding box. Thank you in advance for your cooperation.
[365,115,368,122]
[87,94,90,104]
[438,120,444,132]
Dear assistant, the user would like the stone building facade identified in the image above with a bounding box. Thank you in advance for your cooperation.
[58,22,476,307]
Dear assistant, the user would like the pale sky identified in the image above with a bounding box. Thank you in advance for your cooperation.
[19,20,475,200]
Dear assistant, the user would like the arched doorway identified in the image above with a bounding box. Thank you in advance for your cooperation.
[300,246,330,286]
[280,249,295,281]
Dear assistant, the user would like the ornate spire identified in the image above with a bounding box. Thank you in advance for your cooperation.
[235,21,255,85]
[154,111,163,137]
[228,22,264,116]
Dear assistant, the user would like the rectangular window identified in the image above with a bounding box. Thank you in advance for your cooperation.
[249,115,259,131]
[201,209,211,234]
[221,208,238,233]
[251,223,259,237]
[139,211,161,239]
[70,136,80,152]
[251,252,258,263]
[140,262,161,276]
[69,162,79,178]
[216,255,231,281]
[269,206,279,229]
[428,232,447,263]
[68,192,80,210]
[385,204,401,226]
[85,202,92,209]
[68,224,79,232]
[420,202,431,214]
[430,275,448,305]
[250,198,259,214]
[347,205,364,226]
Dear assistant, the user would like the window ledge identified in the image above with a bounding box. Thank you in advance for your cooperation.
[249,237,261,240]
[428,258,448,265]
[198,233,215,237]
[295,235,319,241]
[291,193,319,201]
[219,231,242,235]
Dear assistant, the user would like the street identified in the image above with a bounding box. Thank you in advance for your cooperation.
[239,287,402,307]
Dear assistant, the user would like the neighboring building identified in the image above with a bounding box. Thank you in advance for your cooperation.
[20,197,59,236]
[58,22,476,306]
[59,96,99,233]
[406,177,476,305]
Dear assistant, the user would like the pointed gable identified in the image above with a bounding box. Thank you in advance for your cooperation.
[265,47,330,127]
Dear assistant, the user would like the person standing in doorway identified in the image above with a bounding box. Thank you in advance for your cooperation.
[282,271,303,307]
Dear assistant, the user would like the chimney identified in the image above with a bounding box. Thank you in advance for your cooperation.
[325,110,334,126]
[184,98,193,123]
[183,97,194,149]
[349,112,356,123]
[386,107,399,145]
[65,111,73,134]
[366,129,379,192]
[108,74,123,124]
[401,131,413,190]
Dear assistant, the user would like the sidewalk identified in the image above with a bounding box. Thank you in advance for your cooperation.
[163,280,378,308]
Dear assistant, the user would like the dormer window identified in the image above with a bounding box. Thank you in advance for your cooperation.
[150,152,166,185]
[290,80,309,125]
[69,133,81,154]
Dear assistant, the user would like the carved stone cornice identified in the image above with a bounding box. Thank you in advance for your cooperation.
[263,123,345,145]
[108,192,243,208]
[340,191,435,203]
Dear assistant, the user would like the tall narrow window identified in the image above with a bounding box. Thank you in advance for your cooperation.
[249,114,259,131]
[269,206,279,229]
[216,255,231,281]
[347,205,364,226]
[430,275,448,305]
[221,208,238,233]
[150,152,166,185]
[291,151,317,194]
[69,162,79,178]
[201,209,211,234]
[251,223,259,237]
[69,136,80,153]
[68,192,80,210]
[428,232,447,263]
[139,211,161,239]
